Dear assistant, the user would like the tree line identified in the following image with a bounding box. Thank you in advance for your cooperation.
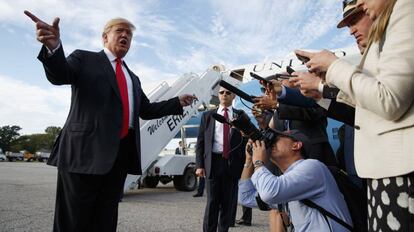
[0,125,61,153]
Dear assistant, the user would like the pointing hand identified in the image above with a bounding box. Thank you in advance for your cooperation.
[24,10,61,50]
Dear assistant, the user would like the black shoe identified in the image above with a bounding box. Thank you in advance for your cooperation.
[235,219,251,226]
[193,193,203,197]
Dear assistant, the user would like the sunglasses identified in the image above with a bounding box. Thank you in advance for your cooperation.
[342,0,357,10]
[219,90,232,95]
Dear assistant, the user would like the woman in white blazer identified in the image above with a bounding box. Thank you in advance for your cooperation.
[295,0,414,231]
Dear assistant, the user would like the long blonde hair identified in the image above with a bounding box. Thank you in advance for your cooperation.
[367,0,397,45]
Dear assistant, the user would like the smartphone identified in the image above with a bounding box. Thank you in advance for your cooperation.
[250,72,270,85]
[296,53,310,63]
[286,66,295,74]
[275,74,297,79]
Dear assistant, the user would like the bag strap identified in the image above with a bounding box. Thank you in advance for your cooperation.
[301,199,353,231]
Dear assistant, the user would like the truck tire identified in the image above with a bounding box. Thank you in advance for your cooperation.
[173,167,197,191]
[143,176,159,188]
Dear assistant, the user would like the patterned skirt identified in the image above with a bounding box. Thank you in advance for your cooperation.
[367,173,414,231]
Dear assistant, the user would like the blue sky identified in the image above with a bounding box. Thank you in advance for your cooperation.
[0,0,355,134]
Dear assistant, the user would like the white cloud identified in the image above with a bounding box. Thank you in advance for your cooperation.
[0,74,70,135]
[128,63,178,93]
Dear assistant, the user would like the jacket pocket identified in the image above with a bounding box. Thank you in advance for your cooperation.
[69,123,93,132]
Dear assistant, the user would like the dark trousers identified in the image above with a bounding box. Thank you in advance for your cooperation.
[240,206,252,223]
[52,132,133,232]
[230,180,239,226]
[196,176,205,195]
[203,154,238,232]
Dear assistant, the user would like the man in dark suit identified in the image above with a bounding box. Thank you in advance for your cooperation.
[195,87,246,232]
[25,12,196,232]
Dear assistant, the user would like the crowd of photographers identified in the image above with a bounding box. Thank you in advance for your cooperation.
[196,0,413,231]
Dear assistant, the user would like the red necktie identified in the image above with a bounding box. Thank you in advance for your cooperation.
[222,108,230,159]
[115,58,130,138]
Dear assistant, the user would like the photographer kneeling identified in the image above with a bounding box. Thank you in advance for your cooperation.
[238,130,352,232]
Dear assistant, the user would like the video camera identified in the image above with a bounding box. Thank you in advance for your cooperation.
[212,111,278,149]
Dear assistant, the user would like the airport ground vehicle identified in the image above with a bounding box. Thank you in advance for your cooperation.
[23,151,36,162]
[5,151,23,162]
[0,148,5,161]
[36,151,50,162]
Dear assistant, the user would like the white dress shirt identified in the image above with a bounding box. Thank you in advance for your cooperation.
[103,48,134,128]
[212,105,234,153]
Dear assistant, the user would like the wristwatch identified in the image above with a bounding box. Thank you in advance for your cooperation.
[253,160,265,169]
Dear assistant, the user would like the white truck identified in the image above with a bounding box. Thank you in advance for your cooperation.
[124,65,243,192]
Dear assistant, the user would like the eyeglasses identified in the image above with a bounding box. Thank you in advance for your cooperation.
[219,90,232,95]
[342,0,357,10]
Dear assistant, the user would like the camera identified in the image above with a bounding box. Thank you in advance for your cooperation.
[212,111,278,149]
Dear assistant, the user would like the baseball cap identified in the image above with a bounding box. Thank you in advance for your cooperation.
[271,129,311,158]
[337,0,363,28]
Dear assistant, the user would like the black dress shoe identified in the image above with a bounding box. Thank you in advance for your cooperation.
[235,219,251,226]
[193,193,203,197]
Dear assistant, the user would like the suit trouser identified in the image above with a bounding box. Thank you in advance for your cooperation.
[52,133,133,232]
[240,206,252,223]
[203,154,238,232]
[196,176,206,195]
[230,180,239,226]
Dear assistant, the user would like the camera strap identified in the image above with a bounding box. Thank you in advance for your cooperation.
[301,199,353,231]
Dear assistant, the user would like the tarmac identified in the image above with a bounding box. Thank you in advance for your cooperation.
[0,162,269,232]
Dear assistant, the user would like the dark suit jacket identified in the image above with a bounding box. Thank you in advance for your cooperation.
[38,45,183,175]
[195,108,246,179]
[281,87,355,126]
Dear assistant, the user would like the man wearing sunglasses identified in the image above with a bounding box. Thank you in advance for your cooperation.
[196,87,247,232]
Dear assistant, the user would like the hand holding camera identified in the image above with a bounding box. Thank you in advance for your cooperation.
[251,140,267,166]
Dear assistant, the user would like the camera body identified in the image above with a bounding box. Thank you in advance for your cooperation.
[230,111,278,149]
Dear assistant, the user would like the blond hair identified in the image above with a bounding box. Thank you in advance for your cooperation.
[102,18,136,37]
[367,0,397,45]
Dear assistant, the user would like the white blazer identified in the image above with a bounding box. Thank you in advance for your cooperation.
[326,0,414,179]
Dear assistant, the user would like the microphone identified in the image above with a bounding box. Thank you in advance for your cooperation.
[212,113,232,125]
[219,80,256,103]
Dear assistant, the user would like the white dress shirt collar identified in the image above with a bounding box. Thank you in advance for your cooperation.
[103,47,119,62]
[218,105,233,116]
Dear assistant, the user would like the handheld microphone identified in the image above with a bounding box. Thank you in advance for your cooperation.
[251,72,296,82]
[219,80,256,103]
[212,113,232,125]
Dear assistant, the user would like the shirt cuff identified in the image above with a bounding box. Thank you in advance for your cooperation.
[277,86,286,99]
[46,43,61,56]
[318,82,324,93]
